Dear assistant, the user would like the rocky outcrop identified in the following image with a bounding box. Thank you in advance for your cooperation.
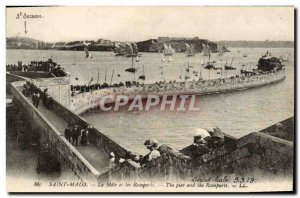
[137,37,230,53]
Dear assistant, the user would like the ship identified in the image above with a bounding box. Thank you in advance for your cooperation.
[138,65,146,80]
[203,49,216,70]
[258,51,285,72]
[185,43,195,57]
[114,42,141,57]
[83,41,92,58]
[125,57,137,73]
[113,42,126,56]
[280,52,291,62]
[202,44,210,56]
[224,57,236,70]
[163,43,174,56]
[125,44,137,73]
[217,44,224,56]
[125,42,139,57]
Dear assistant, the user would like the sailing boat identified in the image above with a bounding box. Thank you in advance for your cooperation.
[161,53,165,63]
[160,67,164,81]
[179,66,183,79]
[125,44,137,73]
[281,52,291,62]
[204,50,215,69]
[225,57,236,70]
[138,65,145,80]
[114,42,125,56]
[124,43,134,57]
[186,62,190,72]
[168,56,173,62]
[136,56,139,62]
[201,58,205,67]
[199,66,203,80]
[125,42,139,57]
[163,43,173,56]
[125,56,137,73]
[202,44,210,56]
[110,69,114,85]
[83,41,92,58]
[132,42,138,57]
[185,43,195,57]
[217,44,224,56]
[214,60,223,70]
[183,62,190,80]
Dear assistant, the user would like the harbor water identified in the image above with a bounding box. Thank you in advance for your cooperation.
[7,48,294,154]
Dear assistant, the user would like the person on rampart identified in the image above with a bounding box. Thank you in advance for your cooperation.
[188,129,211,159]
[32,93,37,107]
[181,129,211,160]
[108,152,116,169]
[206,127,225,149]
[80,127,89,146]
[64,124,72,142]
[44,95,53,110]
[72,125,80,146]
[35,93,40,108]
[140,139,161,165]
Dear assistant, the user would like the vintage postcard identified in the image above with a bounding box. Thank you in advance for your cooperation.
[6,6,294,192]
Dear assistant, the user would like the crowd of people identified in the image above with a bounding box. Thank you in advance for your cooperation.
[64,123,90,147]
[187,127,225,159]
[70,81,143,95]
[70,68,282,99]
[31,93,41,108]
[22,81,54,110]
[108,139,162,169]
[107,127,225,169]
[6,59,68,77]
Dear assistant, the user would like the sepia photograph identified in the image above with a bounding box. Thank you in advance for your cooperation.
[5,6,295,192]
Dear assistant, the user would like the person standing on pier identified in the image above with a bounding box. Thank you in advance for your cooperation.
[72,125,80,147]
[80,127,88,146]
[64,125,72,142]
[187,129,211,159]
[141,139,161,164]
[32,93,37,107]
[35,93,40,109]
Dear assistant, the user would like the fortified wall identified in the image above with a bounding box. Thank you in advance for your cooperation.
[7,72,71,108]
[70,70,286,114]
[10,81,101,183]
[8,70,293,185]
[9,78,132,183]
[99,130,293,184]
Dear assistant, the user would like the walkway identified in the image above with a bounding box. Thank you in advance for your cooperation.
[18,87,110,175]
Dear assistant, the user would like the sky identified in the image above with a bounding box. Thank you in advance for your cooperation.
[6,6,294,42]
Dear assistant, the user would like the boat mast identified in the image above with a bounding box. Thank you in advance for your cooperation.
[230,57,234,66]
[199,65,202,80]
[285,52,290,60]
[160,67,164,81]
[110,69,114,85]
[131,56,134,69]
[105,70,107,83]
[97,67,100,84]
[180,65,183,79]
